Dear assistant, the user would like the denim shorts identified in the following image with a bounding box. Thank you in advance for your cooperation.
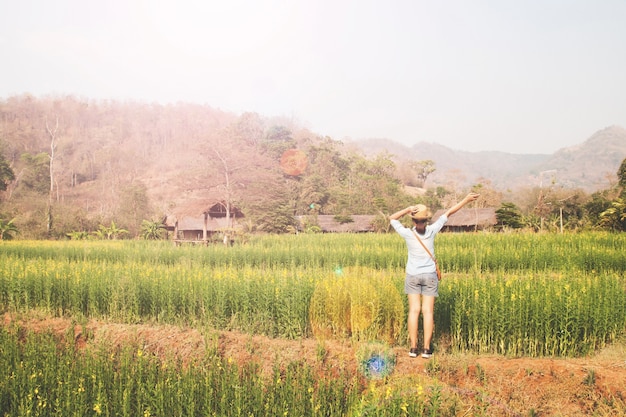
[404,272,439,296]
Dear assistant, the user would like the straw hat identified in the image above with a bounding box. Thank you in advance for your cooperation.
[410,204,432,220]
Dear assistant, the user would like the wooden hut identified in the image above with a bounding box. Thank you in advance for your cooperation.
[163,201,244,244]
[296,215,377,233]
[432,207,497,232]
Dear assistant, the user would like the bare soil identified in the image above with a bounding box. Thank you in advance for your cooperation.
[3,313,625,417]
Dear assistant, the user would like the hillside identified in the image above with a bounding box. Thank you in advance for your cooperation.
[534,126,626,190]
[1,95,625,237]
[354,126,626,191]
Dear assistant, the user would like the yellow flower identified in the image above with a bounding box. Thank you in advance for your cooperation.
[93,403,102,415]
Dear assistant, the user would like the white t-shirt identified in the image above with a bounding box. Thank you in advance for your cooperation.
[390,214,448,275]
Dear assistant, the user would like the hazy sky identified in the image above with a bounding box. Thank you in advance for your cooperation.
[1,0,625,154]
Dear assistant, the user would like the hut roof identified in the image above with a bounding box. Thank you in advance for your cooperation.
[298,215,377,232]
[168,199,244,219]
[433,207,497,227]
[162,215,237,231]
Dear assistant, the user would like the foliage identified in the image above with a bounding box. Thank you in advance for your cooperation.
[0,328,373,417]
[0,217,18,240]
[17,152,50,195]
[245,184,300,234]
[599,198,626,231]
[412,159,436,188]
[140,219,165,240]
[66,230,90,240]
[1,96,623,237]
[309,267,404,343]
[593,158,626,231]
[585,191,614,228]
[495,202,524,229]
[618,157,626,191]
[0,150,15,192]
[117,183,152,237]
[93,221,129,240]
[447,271,626,356]
[262,125,296,159]
[0,96,625,238]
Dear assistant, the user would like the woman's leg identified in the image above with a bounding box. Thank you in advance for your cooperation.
[421,295,436,350]
[407,293,421,349]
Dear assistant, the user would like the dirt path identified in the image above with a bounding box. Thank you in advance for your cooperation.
[4,313,625,416]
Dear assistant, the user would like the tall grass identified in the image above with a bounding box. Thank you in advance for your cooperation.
[2,232,624,271]
[0,327,378,417]
[1,232,625,356]
[443,271,626,356]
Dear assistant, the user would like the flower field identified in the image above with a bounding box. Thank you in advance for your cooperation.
[1,232,625,416]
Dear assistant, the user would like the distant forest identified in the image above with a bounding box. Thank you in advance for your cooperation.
[1,95,625,238]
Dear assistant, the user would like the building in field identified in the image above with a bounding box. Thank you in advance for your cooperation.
[432,207,497,232]
[296,215,378,233]
[162,200,244,244]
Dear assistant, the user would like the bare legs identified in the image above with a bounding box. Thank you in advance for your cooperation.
[407,294,436,350]
[421,295,435,350]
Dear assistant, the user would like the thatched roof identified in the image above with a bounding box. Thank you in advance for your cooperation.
[163,215,233,231]
[297,215,377,233]
[433,208,497,228]
[168,199,244,219]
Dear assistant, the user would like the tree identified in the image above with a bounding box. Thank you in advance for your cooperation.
[599,198,626,231]
[140,219,165,240]
[618,157,626,194]
[0,151,15,192]
[0,218,18,240]
[495,202,524,229]
[262,125,295,159]
[250,193,299,233]
[117,182,152,237]
[470,179,502,208]
[93,221,129,240]
[45,116,59,235]
[18,153,50,194]
[595,158,626,231]
[585,191,613,227]
[66,230,90,240]
[411,160,436,188]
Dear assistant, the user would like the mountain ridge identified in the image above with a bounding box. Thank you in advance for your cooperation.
[351,125,626,191]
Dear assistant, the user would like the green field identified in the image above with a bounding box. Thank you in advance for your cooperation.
[1,233,625,416]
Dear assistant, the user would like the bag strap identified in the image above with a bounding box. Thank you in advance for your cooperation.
[411,229,436,262]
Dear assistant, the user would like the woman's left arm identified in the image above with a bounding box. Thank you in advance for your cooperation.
[444,193,480,218]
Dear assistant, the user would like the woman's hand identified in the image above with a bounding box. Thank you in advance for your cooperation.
[465,192,480,203]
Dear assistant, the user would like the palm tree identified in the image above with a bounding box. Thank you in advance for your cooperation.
[599,198,626,231]
[0,218,18,240]
[140,220,165,240]
[93,221,129,240]
[66,230,90,240]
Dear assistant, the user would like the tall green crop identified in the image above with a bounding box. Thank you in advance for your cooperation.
[1,232,625,356]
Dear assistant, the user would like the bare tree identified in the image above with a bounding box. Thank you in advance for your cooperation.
[45,116,59,234]
[212,147,239,227]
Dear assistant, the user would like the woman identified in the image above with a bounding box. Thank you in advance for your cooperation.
[389,192,480,358]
